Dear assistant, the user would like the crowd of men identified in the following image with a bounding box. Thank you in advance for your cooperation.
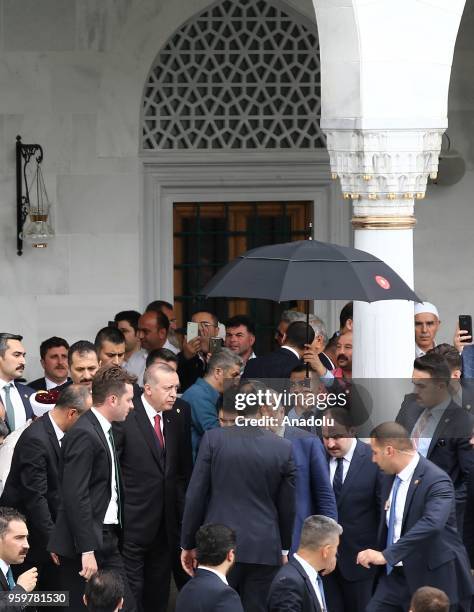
[0,298,472,612]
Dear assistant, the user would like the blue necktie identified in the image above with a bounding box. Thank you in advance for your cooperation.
[386,475,402,575]
[316,574,327,612]
[332,457,344,500]
[6,567,15,590]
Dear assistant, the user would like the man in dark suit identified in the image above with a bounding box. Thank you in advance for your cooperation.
[243,321,314,382]
[1,384,91,586]
[115,363,192,612]
[180,387,296,612]
[176,524,243,612]
[322,408,381,612]
[28,337,71,391]
[48,365,137,612]
[396,353,474,526]
[0,334,33,432]
[268,514,342,612]
[254,381,337,550]
[357,422,473,612]
[0,508,38,605]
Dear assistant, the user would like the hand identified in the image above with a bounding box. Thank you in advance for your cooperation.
[303,345,327,377]
[181,549,197,577]
[281,554,288,565]
[50,552,60,566]
[356,549,386,568]
[454,324,471,353]
[17,567,38,592]
[79,552,98,580]
[182,336,201,360]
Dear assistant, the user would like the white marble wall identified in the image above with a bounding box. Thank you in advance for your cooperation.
[0,0,473,380]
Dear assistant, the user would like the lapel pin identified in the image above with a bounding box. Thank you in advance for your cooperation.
[384,499,390,512]
[414,479,420,485]
[176,408,180,413]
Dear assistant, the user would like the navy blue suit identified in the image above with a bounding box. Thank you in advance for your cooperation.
[283,426,337,551]
[396,396,474,527]
[242,347,301,381]
[367,455,473,612]
[175,568,243,612]
[181,426,295,612]
[0,382,34,431]
[323,440,381,612]
[267,557,323,612]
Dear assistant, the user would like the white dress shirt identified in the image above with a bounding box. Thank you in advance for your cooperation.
[329,438,357,485]
[0,380,27,430]
[48,412,65,446]
[141,395,164,443]
[123,349,147,386]
[163,338,179,355]
[385,453,420,562]
[44,376,67,390]
[90,408,119,525]
[198,566,228,585]
[293,553,325,611]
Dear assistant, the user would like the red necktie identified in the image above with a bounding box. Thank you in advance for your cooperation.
[154,414,165,449]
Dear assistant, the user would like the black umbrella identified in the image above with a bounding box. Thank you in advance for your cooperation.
[201,239,420,303]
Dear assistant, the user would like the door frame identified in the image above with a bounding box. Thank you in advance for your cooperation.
[140,150,351,333]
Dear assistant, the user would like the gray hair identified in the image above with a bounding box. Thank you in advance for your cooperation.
[308,315,328,345]
[207,347,242,374]
[143,362,177,386]
[280,310,306,324]
[0,334,23,358]
[56,384,91,414]
[299,515,342,550]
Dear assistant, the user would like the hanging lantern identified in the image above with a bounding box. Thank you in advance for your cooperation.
[22,162,54,249]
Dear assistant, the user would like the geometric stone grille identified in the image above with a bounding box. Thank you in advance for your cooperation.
[142,0,324,149]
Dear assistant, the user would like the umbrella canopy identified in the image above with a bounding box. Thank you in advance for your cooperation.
[201,239,420,303]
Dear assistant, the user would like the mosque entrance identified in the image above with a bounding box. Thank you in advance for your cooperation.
[173,200,312,354]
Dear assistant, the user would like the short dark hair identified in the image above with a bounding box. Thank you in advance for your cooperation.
[196,524,236,567]
[191,309,218,326]
[84,570,124,612]
[285,321,315,349]
[0,334,23,358]
[339,302,353,329]
[410,586,449,612]
[146,300,173,313]
[370,421,413,452]
[0,507,26,538]
[225,315,255,335]
[428,343,461,373]
[114,311,141,333]
[94,327,126,352]
[413,353,451,386]
[290,364,308,375]
[324,407,354,430]
[68,340,97,368]
[145,348,178,369]
[39,337,69,360]
[92,365,136,406]
[56,384,91,414]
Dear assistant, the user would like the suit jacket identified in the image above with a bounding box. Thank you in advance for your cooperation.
[326,439,381,581]
[378,455,472,603]
[267,557,322,612]
[242,347,301,381]
[0,383,34,431]
[27,377,71,392]
[396,397,474,507]
[463,465,474,567]
[283,426,337,552]
[181,426,295,566]
[1,414,61,552]
[0,569,27,611]
[48,410,123,558]
[175,568,243,612]
[114,395,192,548]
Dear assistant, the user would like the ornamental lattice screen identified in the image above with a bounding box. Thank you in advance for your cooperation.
[141,0,324,150]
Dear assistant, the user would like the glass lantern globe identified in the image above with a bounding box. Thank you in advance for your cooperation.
[22,207,54,248]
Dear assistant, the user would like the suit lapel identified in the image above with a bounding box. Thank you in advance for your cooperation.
[135,401,165,471]
[88,411,112,472]
[0,569,8,591]
[16,383,32,419]
[337,440,364,505]
[427,404,453,457]
[42,414,61,461]
[401,458,425,531]
[290,559,322,612]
